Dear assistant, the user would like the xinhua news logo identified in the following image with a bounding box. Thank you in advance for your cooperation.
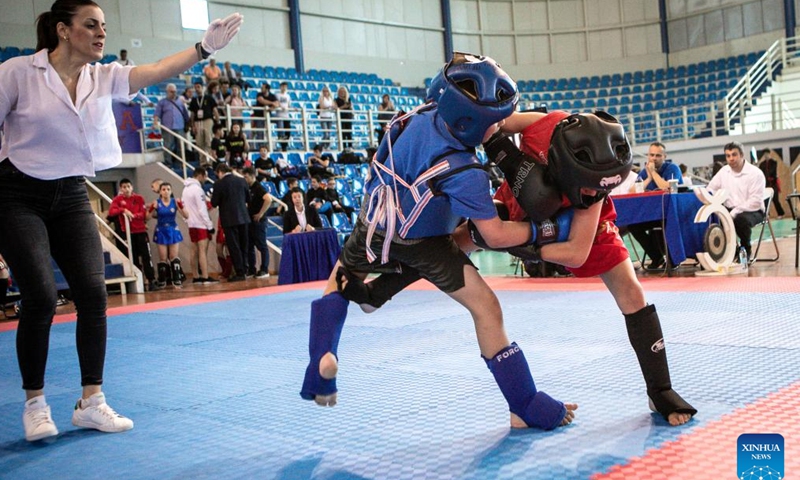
[737,433,784,480]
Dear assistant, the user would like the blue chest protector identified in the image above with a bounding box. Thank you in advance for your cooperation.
[364,106,487,263]
[156,198,178,228]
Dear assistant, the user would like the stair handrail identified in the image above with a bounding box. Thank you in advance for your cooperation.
[84,179,135,274]
[157,125,216,183]
[724,36,800,131]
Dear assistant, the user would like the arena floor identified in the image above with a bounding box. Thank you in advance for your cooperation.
[1,265,798,478]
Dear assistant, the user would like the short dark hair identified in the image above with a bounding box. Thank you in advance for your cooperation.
[312,175,323,183]
[120,49,127,54]
[280,81,289,87]
[193,167,207,178]
[119,178,131,187]
[215,163,231,174]
[650,141,666,152]
[242,167,256,177]
[724,141,744,155]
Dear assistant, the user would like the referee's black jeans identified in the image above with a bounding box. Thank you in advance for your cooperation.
[0,160,107,391]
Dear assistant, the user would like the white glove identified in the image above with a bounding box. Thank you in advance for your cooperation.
[201,13,244,56]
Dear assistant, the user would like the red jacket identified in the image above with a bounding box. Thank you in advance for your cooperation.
[109,193,148,234]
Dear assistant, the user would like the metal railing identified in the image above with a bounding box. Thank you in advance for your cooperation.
[84,179,136,276]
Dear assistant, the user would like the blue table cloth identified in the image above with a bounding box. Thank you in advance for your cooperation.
[613,191,710,264]
[278,228,341,285]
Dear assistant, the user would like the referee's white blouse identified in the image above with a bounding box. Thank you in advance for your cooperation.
[0,49,135,180]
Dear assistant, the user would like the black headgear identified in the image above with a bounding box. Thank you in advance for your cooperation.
[548,111,633,209]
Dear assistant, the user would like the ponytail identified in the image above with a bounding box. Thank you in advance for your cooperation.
[35,11,58,52]
[35,0,100,53]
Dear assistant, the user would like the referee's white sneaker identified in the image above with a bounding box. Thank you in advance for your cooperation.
[23,395,59,442]
[72,392,134,433]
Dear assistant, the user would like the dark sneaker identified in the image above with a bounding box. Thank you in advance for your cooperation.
[203,277,220,284]
[228,274,246,282]
[192,277,206,284]
[645,257,665,271]
[255,270,270,279]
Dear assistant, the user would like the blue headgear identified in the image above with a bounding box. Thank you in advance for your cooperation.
[428,52,519,147]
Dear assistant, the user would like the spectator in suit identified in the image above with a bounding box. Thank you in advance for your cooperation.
[211,163,251,281]
[284,187,322,233]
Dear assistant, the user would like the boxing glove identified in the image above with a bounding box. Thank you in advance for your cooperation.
[482,132,562,222]
[530,208,574,245]
[466,208,573,250]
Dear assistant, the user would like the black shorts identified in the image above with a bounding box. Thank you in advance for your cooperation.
[339,220,476,293]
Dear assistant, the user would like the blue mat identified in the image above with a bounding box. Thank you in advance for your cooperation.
[0,288,798,479]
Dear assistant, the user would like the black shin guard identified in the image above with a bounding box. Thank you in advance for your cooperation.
[625,304,696,420]
[157,262,170,287]
[0,281,7,306]
[335,266,421,309]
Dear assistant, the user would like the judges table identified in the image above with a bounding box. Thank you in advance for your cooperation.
[613,190,710,265]
[278,229,341,285]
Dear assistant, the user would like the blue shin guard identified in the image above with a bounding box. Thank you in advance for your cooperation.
[484,343,566,430]
[300,292,349,400]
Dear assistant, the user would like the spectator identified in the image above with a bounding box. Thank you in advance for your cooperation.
[336,86,354,149]
[0,0,240,442]
[274,81,292,151]
[283,187,322,233]
[180,86,194,107]
[679,163,694,186]
[115,48,134,66]
[153,83,190,167]
[628,142,682,192]
[108,179,159,291]
[626,142,684,271]
[281,177,299,206]
[211,163,251,281]
[188,81,219,155]
[758,150,785,218]
[254,145,279,185]
[306,175,329,212]
[307,144,332,178]
[254,83,278,140]
[224,84,247,127]
[225,123,249,170]
[325,178,355,219]
[376,93,395,145]
[182,167,218,284]
[707,141,767,261]
[203,57,222,84]
[243,167,286,278]
[209,124,226,167]
[149,182,188,287]
[222,61,242,89]
[317,85,336,147]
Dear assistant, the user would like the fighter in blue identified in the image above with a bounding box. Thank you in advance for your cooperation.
[300,52,578,430]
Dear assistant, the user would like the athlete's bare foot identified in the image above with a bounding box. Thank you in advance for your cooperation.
[648,398,694,426]
[314,352,339,407]
[668,412,692,426]
[509,403,578,429]
[337,274,378,314]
